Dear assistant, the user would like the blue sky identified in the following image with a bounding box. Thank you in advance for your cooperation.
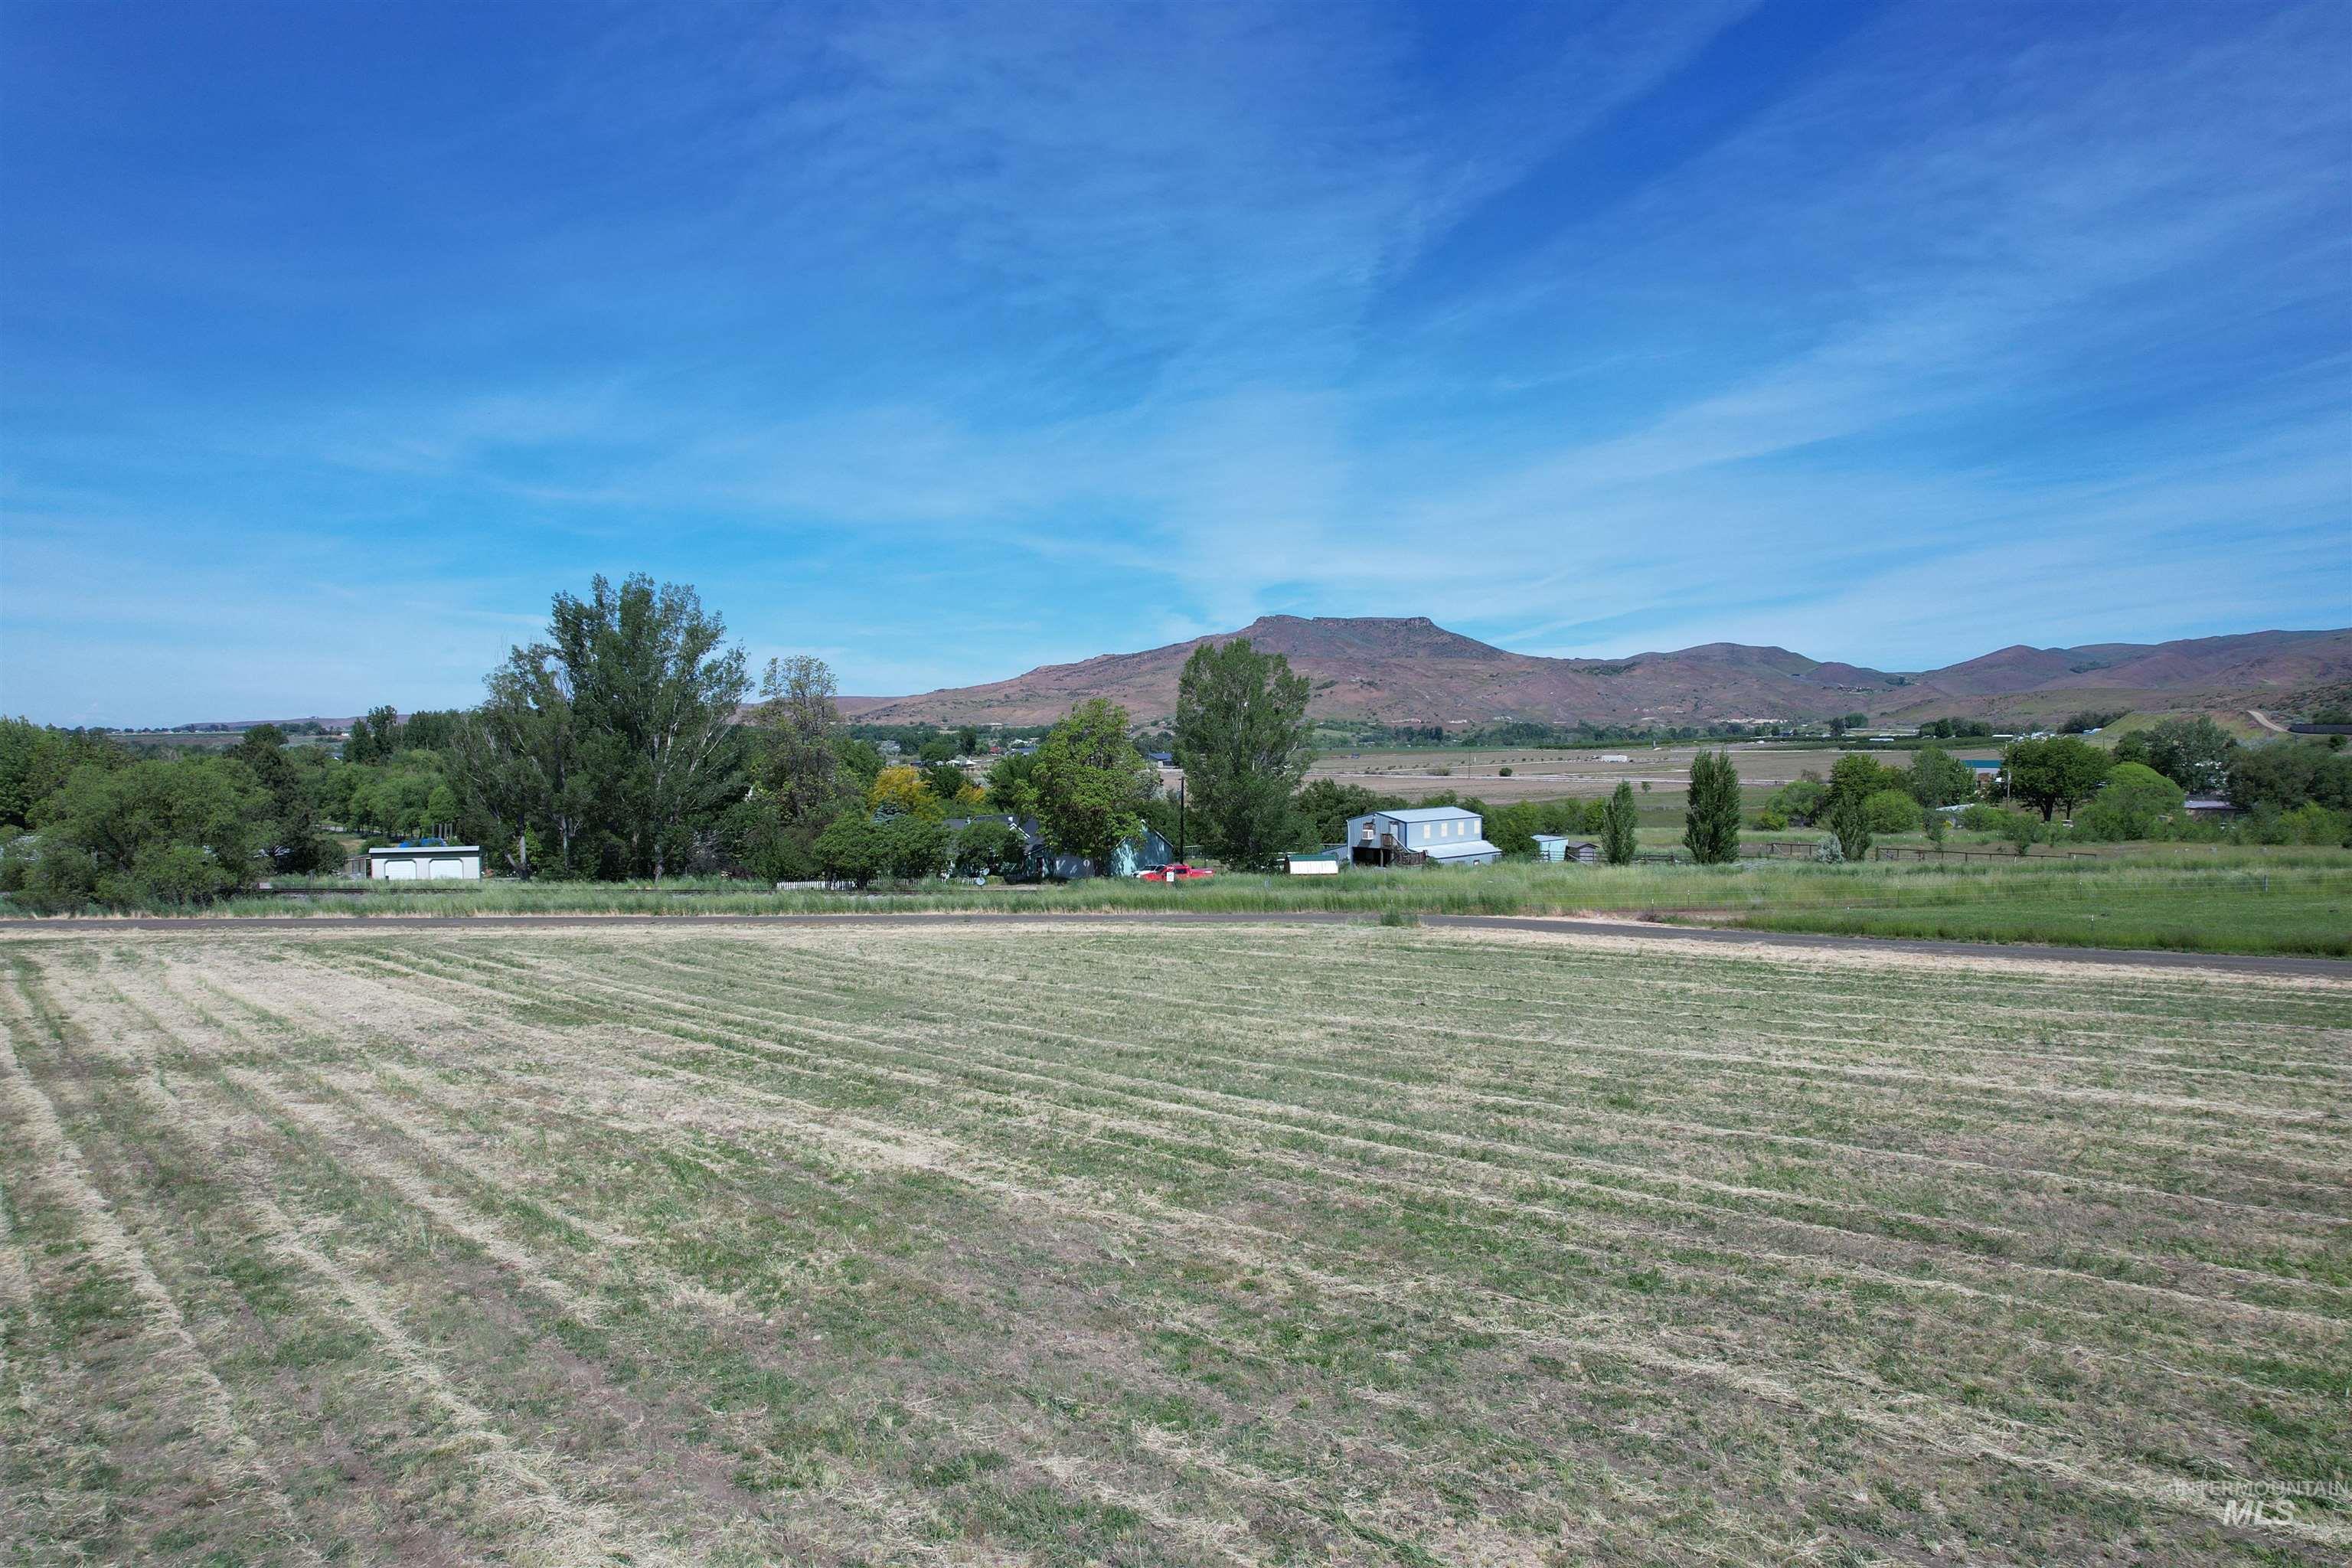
[2,1,2347,726]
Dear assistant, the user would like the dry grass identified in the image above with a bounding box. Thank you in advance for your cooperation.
[2,920,2347,1565]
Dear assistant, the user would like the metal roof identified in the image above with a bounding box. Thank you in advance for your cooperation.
[1364,805,1482,822]
[1423,839,1501,861]
[368,844,480,855]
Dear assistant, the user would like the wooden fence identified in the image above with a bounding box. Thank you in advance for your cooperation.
[1873,845,2099,862]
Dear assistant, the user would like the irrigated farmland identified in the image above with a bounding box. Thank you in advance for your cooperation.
[2,923,2347,1566]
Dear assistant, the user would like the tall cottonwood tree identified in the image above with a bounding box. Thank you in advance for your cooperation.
[1173,637,1313,871]
[1600,781,1639,865]
[456,646,590,877]
[727,654,855,879]
[454,575,748,879]
[549,575,748,879]
[1681,749,1741,864]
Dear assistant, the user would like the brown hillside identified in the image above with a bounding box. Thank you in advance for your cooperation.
[838,618,2352,729]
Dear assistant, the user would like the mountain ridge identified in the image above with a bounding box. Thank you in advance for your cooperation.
[838,618,2352,729]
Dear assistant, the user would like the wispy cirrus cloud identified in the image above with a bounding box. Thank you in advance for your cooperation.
[1,1,2344,721]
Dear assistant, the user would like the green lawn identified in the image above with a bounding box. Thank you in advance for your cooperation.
[1695,877,2350,955]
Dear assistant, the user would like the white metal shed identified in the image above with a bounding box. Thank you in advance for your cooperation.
[367,844,483,881]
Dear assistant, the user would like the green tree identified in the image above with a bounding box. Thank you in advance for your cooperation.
[0,719,128,829]
[1824,754,1905,818]
[1173,638,1315,871]
[1906,746,1975,808]
[2115,715,2236,792]
[1829,791,1873,862]
[345,705,402,764]
[2226,740,2352,812]
[1292,779,1405,844]
[812,808,884,888]
[748,655,848,826]
[2004,736,2110,822]
[982,752,1042,822]
[1681,749,1741,864]
[1033,699,1154,871]
[548,574,749,880]
[922,761,967,802]
[2073,762,2186,841]
[878,815,952,880]
[1599,782,1639,865]
[456,644,589,877]
[230,724,338,873]
[835,737,886,789]
[11,759,273,909]
[1763,776,1828,826]
[1862,789,1922,835]
[953,818,1027,878]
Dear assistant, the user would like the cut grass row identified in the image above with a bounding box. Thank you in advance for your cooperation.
[3,923,2346,1563]
[29,844,2352,960]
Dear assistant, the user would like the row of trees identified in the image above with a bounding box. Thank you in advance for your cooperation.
[11,576,2349,906]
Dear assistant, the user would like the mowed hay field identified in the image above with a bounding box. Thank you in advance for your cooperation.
[2,925,2347,1567]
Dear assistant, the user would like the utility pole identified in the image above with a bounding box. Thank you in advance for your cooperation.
[1176,778,1186,862]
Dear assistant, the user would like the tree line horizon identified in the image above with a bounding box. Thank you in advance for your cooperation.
[5,574,2348,909]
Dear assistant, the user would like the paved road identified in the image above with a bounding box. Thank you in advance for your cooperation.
[1,909,2344,979]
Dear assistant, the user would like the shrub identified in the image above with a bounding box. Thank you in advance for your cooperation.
[2279,803,2351,848]
[2072,762,2186,842]
[1861,789,1922,835]
[1764,777,1826,825]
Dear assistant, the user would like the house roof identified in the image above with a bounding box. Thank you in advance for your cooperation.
[1423,838,1501,861]
[368,844,480,855]
[1363,805,1481,822]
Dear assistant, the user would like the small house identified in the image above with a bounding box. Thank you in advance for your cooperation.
[367,843,482,880]
[1344,805,1501,867]
[1531,835,1599,864]
[942,815,1174,881]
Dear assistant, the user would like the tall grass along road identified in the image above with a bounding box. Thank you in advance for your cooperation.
[2,922,2346,1564]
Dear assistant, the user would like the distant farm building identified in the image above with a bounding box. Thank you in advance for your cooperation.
[367,843,482,880]
[1531,835,1599,864]
[1345,806,1501,867]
